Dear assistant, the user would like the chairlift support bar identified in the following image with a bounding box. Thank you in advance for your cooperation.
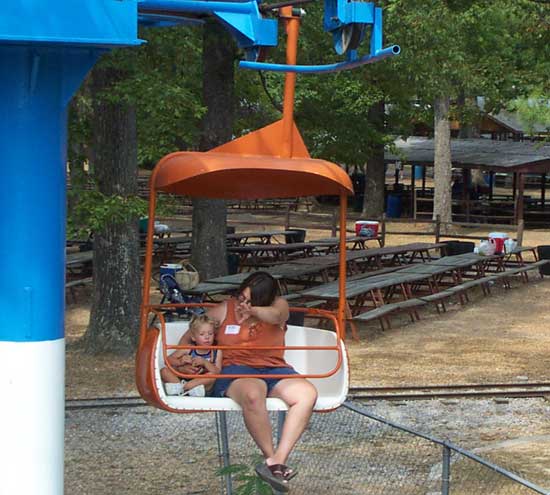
[240,44,400,73]
[138,0,399,73]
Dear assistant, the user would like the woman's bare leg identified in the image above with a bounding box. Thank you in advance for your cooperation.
[267,378,317,466]
[226,378,274,459]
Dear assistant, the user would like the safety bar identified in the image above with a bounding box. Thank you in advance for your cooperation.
[146,304,344,380]
[239,44,400,73]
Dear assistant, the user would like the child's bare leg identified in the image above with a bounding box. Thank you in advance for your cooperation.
[183,376,215,392]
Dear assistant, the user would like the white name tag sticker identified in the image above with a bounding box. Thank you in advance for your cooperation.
[224,324,241,335]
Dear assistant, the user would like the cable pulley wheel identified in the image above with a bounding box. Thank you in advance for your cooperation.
[333,23,364,55]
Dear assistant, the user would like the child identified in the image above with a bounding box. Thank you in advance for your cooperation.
[161,314,222,397]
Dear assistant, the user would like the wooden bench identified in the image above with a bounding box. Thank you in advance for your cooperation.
[421,261,550,309]
[416,274,497,312]
[491,259,550,286]
[352,298,427,330]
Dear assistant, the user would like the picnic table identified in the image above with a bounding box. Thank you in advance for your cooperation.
[228,241,332,268]
[312,235,382,251]
[293,251,497,337]
[505,246,538,265]
[352,242,446,269]
[66,251,94,301]
[170,226,193,236]
[180,281,240,300]
[149,234,192,262]
[226,230,300,246]
[66,250,93,268]
[204,272,290,295]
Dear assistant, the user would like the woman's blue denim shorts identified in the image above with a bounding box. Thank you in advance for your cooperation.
[212,364,298,397]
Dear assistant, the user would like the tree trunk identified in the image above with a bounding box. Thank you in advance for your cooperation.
[433,96,453,227]
[191,21,236,280]
[84,62,141,355]
[362,100,386,217]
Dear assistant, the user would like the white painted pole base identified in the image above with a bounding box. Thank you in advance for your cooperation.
[0,339,65,495]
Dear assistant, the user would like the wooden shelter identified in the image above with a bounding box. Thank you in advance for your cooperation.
[385,137,550,225]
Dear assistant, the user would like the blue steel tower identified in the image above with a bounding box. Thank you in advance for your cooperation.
[0,2,140,494]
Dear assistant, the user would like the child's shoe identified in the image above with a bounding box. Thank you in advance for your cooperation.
[164,381,184,396]
[185,385,206,397]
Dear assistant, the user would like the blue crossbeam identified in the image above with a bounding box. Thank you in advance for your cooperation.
[240,45,400,74]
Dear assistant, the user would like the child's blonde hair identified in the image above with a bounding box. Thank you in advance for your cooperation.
[189,314,216,336]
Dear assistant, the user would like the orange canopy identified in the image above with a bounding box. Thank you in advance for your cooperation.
[153,152,353,199]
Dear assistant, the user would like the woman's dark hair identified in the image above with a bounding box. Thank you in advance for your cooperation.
[238,271,279,307]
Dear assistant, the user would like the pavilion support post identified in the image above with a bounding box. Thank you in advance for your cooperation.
[512,172,517,201]
[410,165,416,218]
[461,168,470,223]
[331,208,338,237]
[541,174,546,211]
[489,171,494,201]
[515,172,525,225]
[422,165,427,193]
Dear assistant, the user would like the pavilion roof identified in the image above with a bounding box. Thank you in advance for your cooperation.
[385,137,550,174]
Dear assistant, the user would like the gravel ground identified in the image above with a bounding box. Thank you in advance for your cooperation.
[65,397,550,495]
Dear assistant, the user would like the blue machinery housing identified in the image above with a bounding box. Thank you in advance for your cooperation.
[138,0,400,73]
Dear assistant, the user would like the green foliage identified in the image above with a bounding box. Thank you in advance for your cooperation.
[67,188,147,239]
[216,457,273,495]
[66,0,550,171]
[383,0,547,131]
[509,93,550,137]
[67,181,177,239]
[126,26,206,164]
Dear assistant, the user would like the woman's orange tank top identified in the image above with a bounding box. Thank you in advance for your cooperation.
[216,299,290,368]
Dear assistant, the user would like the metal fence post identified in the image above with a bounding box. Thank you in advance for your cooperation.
[271,412,288,495]
[442,444,451,495]
[216,412,233,495]
[276,411,286,444]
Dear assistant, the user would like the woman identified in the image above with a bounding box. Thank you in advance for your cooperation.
[208,271,317,492]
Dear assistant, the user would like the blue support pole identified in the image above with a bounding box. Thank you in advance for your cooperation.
[0,3,140,493]
[0,47,103,343]
[0,45,103,495]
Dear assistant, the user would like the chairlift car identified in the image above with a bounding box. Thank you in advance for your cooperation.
[135,152,354,412]
[135,7,354,414]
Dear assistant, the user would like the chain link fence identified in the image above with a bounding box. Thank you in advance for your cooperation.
[65,400,549,495]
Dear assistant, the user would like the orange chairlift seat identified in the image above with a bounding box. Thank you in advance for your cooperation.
[135,7,354,414]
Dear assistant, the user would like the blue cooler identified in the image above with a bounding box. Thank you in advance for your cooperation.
[160,263,182,278]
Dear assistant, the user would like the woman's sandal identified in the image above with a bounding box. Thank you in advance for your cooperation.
[255,463,297,492]
[279,464,298,481]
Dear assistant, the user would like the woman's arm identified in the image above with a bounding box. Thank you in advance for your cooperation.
[249,296,289,325]
[206,301,228,325]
